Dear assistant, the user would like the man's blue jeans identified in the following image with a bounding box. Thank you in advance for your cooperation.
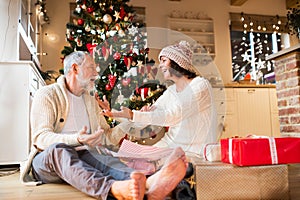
[32,143,134,200]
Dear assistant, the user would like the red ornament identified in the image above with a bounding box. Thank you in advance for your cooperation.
[86,7,94,13]
[120,6,126,19]
[105,84,112,91]
[108,74,116,81]
[77,18,84,26]
[108,74,117,87]
[113,52,121,60]
[86,43,97,54]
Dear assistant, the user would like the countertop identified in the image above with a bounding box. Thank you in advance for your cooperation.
[212,82,276,88]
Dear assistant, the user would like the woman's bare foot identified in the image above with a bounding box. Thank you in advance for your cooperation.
[146,147,187,200]
[110,171,146,200]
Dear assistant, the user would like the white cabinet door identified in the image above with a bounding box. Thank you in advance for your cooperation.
[221,88,238,138]
[0,61,45,164]
[235,88,272,137]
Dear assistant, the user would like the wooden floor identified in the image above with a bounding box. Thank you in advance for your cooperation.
[0,168,94,200]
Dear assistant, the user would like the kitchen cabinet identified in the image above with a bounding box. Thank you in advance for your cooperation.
[216,86,280,138]
[1,0,42,64]
[0,62,45,164]
[213,87,238,139]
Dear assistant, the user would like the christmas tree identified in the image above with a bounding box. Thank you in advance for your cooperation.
[61,0,166,128]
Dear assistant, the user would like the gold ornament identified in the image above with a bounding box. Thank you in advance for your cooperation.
[129,94,137,102]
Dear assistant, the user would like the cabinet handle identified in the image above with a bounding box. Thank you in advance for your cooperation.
[248,89,255,93]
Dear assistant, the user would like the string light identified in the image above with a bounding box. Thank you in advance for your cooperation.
[238,13,285,32]
[249,18,253,27]
[240,12,245,21]
[257,25,261,30]
[276,15,281,25]
[262,22,267,31]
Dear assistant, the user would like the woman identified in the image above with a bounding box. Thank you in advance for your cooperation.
[102,41,217,156]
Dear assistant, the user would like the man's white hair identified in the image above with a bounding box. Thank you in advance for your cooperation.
[63,51,91,75]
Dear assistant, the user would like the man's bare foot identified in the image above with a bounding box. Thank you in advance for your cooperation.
[146,147,187,200]
[110,171,146,200]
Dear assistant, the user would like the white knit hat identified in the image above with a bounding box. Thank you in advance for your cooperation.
[158,40,196,73]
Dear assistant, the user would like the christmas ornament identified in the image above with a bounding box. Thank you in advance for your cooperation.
[130,94,137,102]
[120,6,126,19]
[85,25,91,32]
[77,18,84,26]
[108,74,117,87]
[113,52,121,60]
[86,7,94,13]
[75,5,81,13]
[114,11,121,21]
[105,84,112,91]
[75,37,82,47]
[86,43,97,54]
[128,26,139,36]
[103,14,112,24]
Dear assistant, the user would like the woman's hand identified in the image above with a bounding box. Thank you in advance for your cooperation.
[102,106,133,120]
[140,105,156,112]
[95,93,110,111]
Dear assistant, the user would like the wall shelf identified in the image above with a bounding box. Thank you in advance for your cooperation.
[167,17,216,61]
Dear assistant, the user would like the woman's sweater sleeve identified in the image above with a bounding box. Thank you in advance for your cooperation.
[132,79,212,127]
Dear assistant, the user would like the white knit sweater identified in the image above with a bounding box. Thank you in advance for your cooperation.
[132,77,217,156]
[20,76,125,185]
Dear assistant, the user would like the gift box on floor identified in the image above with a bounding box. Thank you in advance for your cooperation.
[188,157,297,200]
[220,137,300,166]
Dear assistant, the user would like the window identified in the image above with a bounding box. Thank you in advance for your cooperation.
[230,13,288,84]
[231,31,283,83]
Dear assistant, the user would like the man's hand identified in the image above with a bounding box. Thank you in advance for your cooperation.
[77,126,104,147]
[95,93,110,111]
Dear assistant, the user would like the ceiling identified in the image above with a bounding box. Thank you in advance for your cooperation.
[231,0,298,8]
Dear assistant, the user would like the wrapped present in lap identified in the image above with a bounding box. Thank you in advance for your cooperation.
[220,137,300,166]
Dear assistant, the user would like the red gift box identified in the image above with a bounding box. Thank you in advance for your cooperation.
[220,137,300,166]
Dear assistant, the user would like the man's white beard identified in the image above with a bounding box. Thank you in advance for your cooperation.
[77,74,95,94]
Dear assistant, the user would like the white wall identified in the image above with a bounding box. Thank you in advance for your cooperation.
[0,0,20,61]
[41,0,287,84]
